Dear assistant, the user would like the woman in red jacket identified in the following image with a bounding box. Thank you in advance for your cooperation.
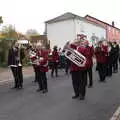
[51,46,59,77]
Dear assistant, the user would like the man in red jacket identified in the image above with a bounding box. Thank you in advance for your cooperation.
[77,40,92,100]
[35,43,48,93]
[68,39,91,100]
[69,42,81,99]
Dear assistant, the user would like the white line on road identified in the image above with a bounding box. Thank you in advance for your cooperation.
[110,106,120,120]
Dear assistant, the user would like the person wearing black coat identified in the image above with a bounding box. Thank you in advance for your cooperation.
[8,42,24,89]
[112,42,119,73]
[107,42,114,76]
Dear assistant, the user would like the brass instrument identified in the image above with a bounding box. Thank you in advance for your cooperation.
[63,41,86,67]
[29,49,39,65]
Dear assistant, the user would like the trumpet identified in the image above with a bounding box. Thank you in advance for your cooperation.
[64,46,86,67]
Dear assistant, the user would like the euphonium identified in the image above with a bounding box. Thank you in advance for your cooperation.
[63,41,86,67]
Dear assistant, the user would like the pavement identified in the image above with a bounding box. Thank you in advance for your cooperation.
[0,66,34,84]
[0,67,120,120]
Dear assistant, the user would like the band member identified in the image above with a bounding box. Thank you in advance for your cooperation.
[51,46,59,77]
[112,42,119,73]
[95,41,108,82]
[68,41,80,99]
[66,39,90,100]
[85,42,94,88]
[107,42,114,76]
[8,41,24,89]
[77,40,92,100]
[25,44,38,83]
[35,43,48,93]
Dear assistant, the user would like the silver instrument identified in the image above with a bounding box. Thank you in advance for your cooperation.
[64,46,86,67]
[29,50,39,65]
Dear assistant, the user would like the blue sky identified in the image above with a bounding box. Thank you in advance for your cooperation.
[0,0,120,34]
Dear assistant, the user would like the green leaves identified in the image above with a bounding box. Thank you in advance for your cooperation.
[0,16,3,24]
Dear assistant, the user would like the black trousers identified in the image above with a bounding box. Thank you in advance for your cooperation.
[87,67,93,86]
[51,62,58,77]
[33,65,37,82]
[79,70,87,97]
[11,66,23,88]
[113,58,118,72]
[71,71,80,96]
[97,63,107,81]
[71,70,87,97]
[36,70,47,90]
[65,59,70,74]
[107,63,112,76]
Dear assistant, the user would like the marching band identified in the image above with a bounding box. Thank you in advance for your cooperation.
[8,38,120,100]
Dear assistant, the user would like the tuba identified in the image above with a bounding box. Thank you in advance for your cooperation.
[63,41,86,67]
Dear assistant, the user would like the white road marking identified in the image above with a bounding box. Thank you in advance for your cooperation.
[110,106,120,120]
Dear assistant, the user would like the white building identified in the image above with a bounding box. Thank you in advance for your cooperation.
[44,12,106,49]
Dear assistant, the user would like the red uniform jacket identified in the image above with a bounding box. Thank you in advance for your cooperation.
[95,45,108,64]
[37,49,48,72]
[77,46,93,70]
[51,50,59,63]
[70,45,93,71]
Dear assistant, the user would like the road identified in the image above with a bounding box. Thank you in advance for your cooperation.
[0,68,120,120]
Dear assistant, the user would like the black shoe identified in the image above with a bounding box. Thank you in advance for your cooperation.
[51,74,54,78]
[79,96,85,100]
[42,89,48,94]
[32,80,37,83]
[36,89,43,92]
[88,85,93,88]
[16,86,23,90]
[10,86,17,89]
[72,95,79,99]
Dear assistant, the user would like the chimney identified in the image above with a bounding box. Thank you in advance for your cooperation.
[112,21,115,27]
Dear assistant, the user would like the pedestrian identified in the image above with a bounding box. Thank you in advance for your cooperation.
[112,42,119,73]
[8,41,24,89]
[107,42,114,77]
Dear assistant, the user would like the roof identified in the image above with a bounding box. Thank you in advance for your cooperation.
[45,12,105,29]
[45,12,83,24]
[30,35,47,41]
[85,15,120,31]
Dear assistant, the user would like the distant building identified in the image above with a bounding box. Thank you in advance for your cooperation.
[30,35,50,49]
[85,15,120,43]
[44,12,106,49]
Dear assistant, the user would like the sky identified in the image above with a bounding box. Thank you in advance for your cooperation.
[0,0,120,34]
